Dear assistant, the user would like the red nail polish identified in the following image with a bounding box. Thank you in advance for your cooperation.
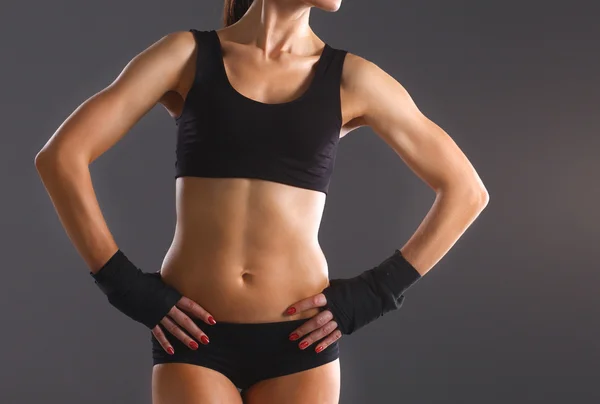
[315,346,324,353]
[201,335,210,345]
[289,333,300,341]
[286,307,296,315]
[189,341,199,350]
[299,341,309,350]
[208,316,216,325]
[167,347,174,355]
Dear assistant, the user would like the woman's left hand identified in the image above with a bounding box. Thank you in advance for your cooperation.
[285,292,342,353]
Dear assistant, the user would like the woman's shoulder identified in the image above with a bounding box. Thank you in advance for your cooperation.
[339,50,390,93]
[160,29,200,56]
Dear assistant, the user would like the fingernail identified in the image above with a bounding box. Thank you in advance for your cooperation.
[289,333,300,341]
[315,346,324,353]
[208,316,216,325]
[189,341,199,350]
[167,347,174,355]
[286,307,296,315]
[201,335,210,345]
[299,341,309,350]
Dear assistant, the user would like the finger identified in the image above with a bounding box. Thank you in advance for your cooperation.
[314,327,342,354]
[152,325,175,355]
[288,310,333,341]
[285,293,327,315]
[297,319,339,350]
[160,315,199,350]
[176,296,216,325]
[168,305,210,346]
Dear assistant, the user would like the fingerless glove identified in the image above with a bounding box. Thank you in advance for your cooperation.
[90,250,182,329]
[322,249,422,335]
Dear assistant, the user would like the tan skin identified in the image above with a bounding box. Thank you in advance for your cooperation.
[35,0,488,403]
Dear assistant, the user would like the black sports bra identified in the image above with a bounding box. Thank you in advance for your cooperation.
[175,29,348,195]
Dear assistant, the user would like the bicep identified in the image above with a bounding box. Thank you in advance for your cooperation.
[353,57,481,192]
[40,31,192,164]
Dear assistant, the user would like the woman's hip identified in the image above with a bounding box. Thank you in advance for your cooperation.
[151,317,341,391]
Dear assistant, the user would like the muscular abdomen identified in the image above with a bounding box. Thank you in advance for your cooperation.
[159,176,330,323]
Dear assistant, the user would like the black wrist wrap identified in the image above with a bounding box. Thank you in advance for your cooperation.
[90,250,182,329]
[322,249,422,335]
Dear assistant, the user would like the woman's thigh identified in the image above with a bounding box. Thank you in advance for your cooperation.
[242,359,341,404]
[152,363,243,404]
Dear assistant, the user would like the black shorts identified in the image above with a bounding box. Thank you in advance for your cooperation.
[151,318,340,393]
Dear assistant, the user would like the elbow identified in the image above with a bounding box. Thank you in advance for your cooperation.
[457,173,490,210]
[466,182,489,211]
[441,181,489,211]
[472,186,489,211]
[34,146,83,178]
[34,147,62,178]
[479,186,490,208]
[34,148,53,175]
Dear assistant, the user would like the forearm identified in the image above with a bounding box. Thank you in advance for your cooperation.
[400,184,489,276]
[35,151,118,272]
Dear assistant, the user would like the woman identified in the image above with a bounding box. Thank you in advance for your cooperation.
[35,0,489,403]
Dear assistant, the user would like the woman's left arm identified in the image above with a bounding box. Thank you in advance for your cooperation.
[345,54,489,274]
[285,54,489,352]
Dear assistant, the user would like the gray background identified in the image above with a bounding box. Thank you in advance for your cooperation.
[1,0,599,403]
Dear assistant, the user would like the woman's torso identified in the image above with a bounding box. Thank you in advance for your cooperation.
[158,28,355,323]
[160,177,329,323]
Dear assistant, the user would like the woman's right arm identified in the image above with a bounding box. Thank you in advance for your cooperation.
[35,31,193,273]
[35,31,215,351]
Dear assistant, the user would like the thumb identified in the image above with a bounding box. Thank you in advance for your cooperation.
[286,293,327,315]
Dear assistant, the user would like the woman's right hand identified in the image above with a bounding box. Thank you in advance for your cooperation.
[89,249,216,355]
[152,296,217,355]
